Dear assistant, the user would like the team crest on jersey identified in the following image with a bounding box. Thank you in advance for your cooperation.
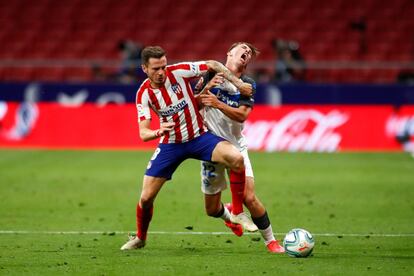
[171,83,183,95]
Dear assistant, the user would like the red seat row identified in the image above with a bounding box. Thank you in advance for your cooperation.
[0,0,412,82]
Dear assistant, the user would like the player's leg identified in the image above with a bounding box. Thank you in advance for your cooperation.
[244,177,265,217]
[190,133,255,232]
[211,140,244,173]
[137,175,167,240]
[211,141,259,231]
[121,144,183,250]
[240,150,284,253]
[121,175,167,250]
[239,149,264,217]
[244,176,283,253]
[204,193,243,237]
[201,160,242,237]
[211,140,245,213]
[190,133,245,214]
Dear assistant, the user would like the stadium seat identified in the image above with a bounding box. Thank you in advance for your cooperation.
[3,67,35,82]
[0,0,412,83]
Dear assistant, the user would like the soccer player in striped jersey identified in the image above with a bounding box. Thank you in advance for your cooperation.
[121,46,256,250]
[196,42,285,253]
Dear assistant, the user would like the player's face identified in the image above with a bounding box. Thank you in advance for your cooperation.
[227,44,253,67]
[142,56,167,87]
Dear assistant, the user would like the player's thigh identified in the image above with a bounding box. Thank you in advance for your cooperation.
[201,161,227,195]
[211,140,243,167]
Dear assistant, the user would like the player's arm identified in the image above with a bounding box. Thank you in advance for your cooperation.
[194,73,225,109]
[136,89,174,141]
[199,91,252,123]
[138,119,175,142]
[205,60,252,97]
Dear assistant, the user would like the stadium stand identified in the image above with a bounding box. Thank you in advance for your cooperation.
[0,0,412,83]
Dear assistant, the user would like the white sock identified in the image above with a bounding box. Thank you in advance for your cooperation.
[260,225,276,245]
[220,205,231,221]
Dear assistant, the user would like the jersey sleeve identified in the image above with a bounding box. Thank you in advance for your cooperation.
[136,88,151,122]
[168,61,209,78]
[239,75,256,108]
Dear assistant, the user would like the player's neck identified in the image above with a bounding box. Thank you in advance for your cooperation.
[149,80,163,89]
[225,62,244,78]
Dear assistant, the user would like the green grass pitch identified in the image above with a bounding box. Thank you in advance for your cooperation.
[0,149,413,275]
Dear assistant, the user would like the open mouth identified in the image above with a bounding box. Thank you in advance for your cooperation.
[241,53,247,61]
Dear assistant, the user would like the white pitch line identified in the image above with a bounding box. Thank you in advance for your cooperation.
[0,230,413,237]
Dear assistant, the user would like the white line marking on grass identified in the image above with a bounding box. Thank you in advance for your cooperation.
[0,230,413,237]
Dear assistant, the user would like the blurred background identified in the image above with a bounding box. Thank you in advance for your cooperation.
[0,0,413,152]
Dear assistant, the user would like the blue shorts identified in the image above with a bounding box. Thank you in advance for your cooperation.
[145,132,225,180]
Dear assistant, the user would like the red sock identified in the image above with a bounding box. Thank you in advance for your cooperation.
[136,203,153,241]
[229,170,245,215]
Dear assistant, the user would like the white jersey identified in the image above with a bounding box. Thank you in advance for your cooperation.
[204,105,246,151]
[201,73,255,151]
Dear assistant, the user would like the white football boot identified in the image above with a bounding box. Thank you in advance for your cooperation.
[230,212,258,232]
[120,235,145,250]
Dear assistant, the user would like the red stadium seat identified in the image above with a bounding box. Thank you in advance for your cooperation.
[0,0,412,82]
[33,67,65,82]
[2,67,35,82]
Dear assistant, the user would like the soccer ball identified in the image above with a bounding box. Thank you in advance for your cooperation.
[283,228,315,257]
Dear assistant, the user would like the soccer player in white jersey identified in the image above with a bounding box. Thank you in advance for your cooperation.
[121,46,257,250]
[196,42,285,253]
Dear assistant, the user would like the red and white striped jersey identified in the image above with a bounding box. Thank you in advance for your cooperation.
[136,61,209,144]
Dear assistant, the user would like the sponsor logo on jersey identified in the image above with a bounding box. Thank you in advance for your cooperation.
[211,88,240,107]
[159,99,188,116]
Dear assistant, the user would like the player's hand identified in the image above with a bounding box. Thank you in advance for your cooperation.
[238,82,253,96]
[160,122,175,135]
[205,73,225,91]
[200,91,221,108]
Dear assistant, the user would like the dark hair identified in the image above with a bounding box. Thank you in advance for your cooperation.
[227,42,260,57]
[141,46,166,65]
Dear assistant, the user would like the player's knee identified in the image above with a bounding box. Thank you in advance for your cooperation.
[230,153,245,172]
[139,196,154,209]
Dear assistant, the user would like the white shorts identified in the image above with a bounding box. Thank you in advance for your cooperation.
[201,148,253,195]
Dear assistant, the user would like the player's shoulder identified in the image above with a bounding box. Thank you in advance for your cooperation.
[137,79,150,89]
[136,79,150,94]
[167,62,191,72]
[241,75,256,85]
[168,61,204,71]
